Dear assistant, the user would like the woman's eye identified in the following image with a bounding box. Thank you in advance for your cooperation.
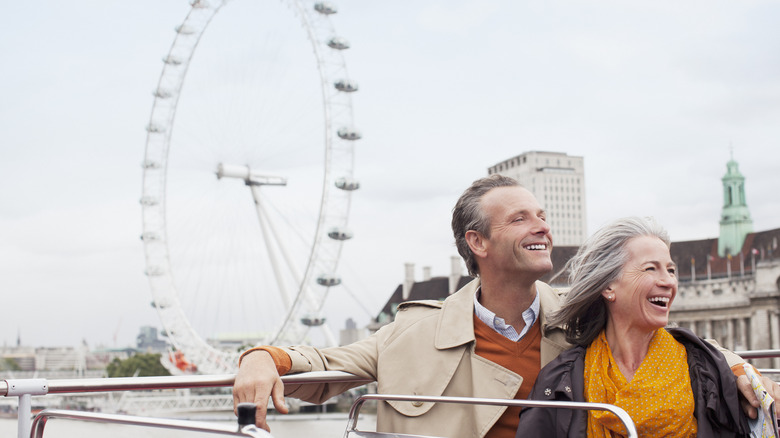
[668,269,676,275]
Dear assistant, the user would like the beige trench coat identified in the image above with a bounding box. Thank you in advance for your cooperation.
[280,278,572,438]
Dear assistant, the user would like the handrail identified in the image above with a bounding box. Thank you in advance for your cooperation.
[30,409,272,438]
[1,371,371,397]
[735,349,780,360]
[345,394,639,438]
[2,372,372,438]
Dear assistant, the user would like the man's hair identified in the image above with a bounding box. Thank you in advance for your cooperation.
[451,174,520,277]
[547,216,671,346]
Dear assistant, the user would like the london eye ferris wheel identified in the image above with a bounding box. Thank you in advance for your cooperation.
[140,0,360,374]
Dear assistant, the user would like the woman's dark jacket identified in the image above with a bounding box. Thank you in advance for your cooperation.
[515,328,750,437]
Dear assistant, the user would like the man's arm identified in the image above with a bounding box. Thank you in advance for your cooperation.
[735,367,780,419]
[712,340,780,419]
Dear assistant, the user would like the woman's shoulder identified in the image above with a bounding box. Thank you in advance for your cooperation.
[529,345,587,400]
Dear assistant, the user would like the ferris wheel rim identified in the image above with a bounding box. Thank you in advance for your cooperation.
[140,0,359,374]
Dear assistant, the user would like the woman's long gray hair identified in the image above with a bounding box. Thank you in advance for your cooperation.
[547,216,671,346]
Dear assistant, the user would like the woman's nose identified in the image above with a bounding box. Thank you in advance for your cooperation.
[658,271,677,287]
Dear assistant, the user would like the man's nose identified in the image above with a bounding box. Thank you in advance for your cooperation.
[533,216,551,234]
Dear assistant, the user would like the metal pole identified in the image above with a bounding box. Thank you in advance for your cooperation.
[17,394,31,438]
[2,372,370,396]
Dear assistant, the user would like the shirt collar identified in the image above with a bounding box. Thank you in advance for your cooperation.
[474,287,540,341]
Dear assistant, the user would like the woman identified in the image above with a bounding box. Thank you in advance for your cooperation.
[516,217,750,437]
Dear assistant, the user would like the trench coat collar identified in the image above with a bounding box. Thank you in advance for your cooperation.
[434,278,564,350]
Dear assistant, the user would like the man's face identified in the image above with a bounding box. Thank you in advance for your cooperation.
[479,186,553,279]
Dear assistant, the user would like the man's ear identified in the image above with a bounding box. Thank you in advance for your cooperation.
[465,230,487,258]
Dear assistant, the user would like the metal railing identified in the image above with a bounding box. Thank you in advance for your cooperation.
[735,349,780,360]
[2,372,371,438]
[29,409,272,438]
[9,358,779,438]
[345,394,638,438]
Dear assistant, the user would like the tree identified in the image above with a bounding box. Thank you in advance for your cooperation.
[106,353,171,378]
[0,357,21,371]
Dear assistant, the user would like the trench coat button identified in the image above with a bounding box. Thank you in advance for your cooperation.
[544,388,552,396]
[412,392,423,407]
[565,386,571,393]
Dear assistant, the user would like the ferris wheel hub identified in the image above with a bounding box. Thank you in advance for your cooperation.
[216,163,287,186]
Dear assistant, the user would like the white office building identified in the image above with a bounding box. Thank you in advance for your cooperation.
[487,151,586,246]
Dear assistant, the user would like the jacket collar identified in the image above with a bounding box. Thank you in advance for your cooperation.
[434,278,480,349]
[434,278,564,350]
[537,281,564,332]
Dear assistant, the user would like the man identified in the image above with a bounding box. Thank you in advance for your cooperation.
[234,175,777,437]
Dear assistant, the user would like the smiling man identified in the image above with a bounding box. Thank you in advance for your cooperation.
[232,175,775,438]
[234,175,572,437]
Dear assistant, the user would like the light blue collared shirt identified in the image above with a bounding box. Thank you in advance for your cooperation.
[474,288,540,342]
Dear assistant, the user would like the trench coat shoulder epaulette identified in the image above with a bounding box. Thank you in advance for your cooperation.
[396,299,444,312]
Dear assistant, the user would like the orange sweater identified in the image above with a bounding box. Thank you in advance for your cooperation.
[473,314,541,438]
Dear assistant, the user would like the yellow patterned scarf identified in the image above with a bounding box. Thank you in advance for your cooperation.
[584,329,697,438]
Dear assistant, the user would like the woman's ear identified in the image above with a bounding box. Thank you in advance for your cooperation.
[602,286,615,302]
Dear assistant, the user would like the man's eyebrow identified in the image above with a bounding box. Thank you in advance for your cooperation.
[506,208,546,218]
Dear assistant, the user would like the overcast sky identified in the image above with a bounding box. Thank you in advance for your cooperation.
[1,0,779,349]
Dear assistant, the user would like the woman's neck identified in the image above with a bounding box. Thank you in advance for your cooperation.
[603,324,658,382]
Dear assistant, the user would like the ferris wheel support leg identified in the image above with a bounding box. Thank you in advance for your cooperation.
[320,322,338,347]
[249,185,308,286]
[249,186,295,311]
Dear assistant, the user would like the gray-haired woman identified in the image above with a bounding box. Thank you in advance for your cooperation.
[516,217,750,438]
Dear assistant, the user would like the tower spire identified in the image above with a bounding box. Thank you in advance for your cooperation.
[718,150,753,257]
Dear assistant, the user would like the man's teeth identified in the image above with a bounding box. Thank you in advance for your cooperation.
[648,297,670,306]
[525,244,547,250]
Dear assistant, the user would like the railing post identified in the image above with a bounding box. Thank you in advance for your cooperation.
[4,379,49,438]
[18,394,31,438]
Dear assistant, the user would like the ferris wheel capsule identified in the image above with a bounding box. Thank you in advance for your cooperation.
[335,177,360,191]
[327,37,350,50]
[176,25,196,35]
[337,127,361,140]
[327,227,353,241]
[300,315,326,327]
[314,2,337,15]
[316,274,342,287]
[153,88,174,99]
[163,55,184,66]
[334,79,358,92]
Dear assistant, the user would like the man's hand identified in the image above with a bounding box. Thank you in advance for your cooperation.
[232,350,288,432]
[736,371,780,419]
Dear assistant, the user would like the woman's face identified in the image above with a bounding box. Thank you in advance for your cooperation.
[604,235,678,334]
